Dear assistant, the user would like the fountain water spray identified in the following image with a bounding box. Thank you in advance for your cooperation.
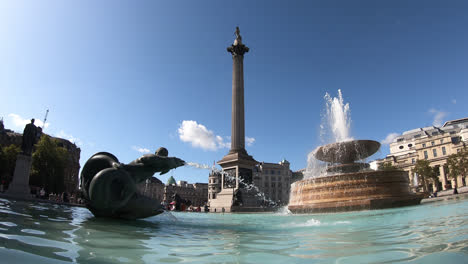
[289,90,423,213]
[185,162,212,170]
[186,162,278,207]
[222,172,278,207]
[323,89,353,143]
[306,89,353,178]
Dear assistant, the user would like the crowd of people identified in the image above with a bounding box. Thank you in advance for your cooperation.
[35,187,85,205]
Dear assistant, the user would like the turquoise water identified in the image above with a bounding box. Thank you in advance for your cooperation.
[0,198,467,264]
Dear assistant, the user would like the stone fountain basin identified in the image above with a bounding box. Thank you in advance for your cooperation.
[288,170,423,213]
[314,140,380,164]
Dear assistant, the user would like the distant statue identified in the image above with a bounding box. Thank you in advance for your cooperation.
[234,26,242,45]
[80,147,185,219]
[21,119,38,156]
[0,118,4,132]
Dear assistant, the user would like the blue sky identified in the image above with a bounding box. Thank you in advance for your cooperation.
[1,1,467,184]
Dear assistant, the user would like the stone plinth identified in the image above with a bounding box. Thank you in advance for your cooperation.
[6,154,32,198]
[209,188,234,213]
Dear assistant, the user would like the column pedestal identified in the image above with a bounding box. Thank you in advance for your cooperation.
[6,154,32,198]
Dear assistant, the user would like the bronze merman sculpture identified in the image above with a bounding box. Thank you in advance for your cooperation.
[80,147,185,219]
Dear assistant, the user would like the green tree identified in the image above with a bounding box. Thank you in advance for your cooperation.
[378,162,400,171]
[447,147,468,189]
[412,159,438,193]
[0,144,21,186]
[31,136,69,194]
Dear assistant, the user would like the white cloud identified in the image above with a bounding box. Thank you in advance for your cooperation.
[178,120,256,151]
[246,137,256,146]
[216,135,230,149]
[56,130,83,146]
[381,133,399,145]
[429,109,448,127]
[452,99,457,105]
[178,120,226,151]
[8,113,50,129]
[132,146,150,154]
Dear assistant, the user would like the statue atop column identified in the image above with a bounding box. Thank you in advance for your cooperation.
[234,26,242,45]
[228,26,249,57]
[21,119,38,156]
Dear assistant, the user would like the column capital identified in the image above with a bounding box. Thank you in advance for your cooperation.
[227,44,249,56]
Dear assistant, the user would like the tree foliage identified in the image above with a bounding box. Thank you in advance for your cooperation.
[0,144,21,185]
[412,159,438,193]
[378,162,400,171]
[31,135,69,194]
[447,147,468,187]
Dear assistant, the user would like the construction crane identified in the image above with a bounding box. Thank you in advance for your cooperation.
[42,109,49,131]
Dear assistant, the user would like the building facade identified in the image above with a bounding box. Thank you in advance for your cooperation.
[136,177,208,209]
[255,160,292,205]
[374,118,468,192]
[164,181,208,207]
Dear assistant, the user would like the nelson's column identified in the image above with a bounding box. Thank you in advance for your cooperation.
[211,27,259,212]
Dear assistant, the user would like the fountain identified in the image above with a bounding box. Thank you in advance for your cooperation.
[288,90,423,213]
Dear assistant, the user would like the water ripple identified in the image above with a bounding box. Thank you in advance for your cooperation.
[0,198,466,263]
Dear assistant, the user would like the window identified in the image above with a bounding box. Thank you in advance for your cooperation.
[422,143,426,148]
[397,138,404,142]
[433,149,437,158]
[408,144,413,148]
[414,134,421,138]
[442,146,447,156]
[411,158,415,164]
[399,146,404,149]
[424,151,428,159]
[440,139,444,144]
[431,141,435,146]
[432,132,438,136]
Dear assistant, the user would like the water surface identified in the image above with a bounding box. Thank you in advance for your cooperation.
[0,197,467,263]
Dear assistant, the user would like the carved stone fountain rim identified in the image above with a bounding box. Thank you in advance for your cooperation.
[313,140,381,164]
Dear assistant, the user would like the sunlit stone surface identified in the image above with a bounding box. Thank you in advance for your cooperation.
[289,140,423,213]
[289,170,423,213]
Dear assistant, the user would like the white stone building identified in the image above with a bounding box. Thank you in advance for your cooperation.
[374,117,468,192]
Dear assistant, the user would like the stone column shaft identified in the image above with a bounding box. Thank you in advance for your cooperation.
[227,38,249,155]
[231,54,245,152]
